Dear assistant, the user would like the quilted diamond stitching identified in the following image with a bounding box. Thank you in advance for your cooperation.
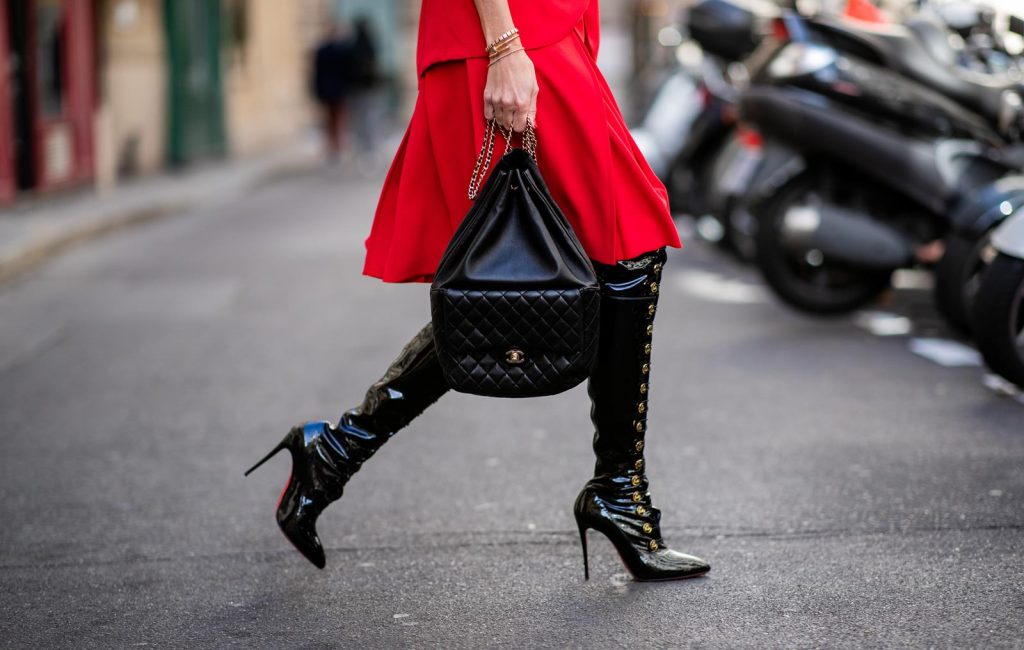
[430,287,599,397]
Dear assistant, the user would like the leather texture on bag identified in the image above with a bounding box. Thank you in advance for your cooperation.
[431,148,600,397]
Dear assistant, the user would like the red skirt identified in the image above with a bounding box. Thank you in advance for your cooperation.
[363,19,682,283]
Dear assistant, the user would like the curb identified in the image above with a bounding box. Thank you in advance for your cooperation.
[0,202,183,285]
[0,150,319,286]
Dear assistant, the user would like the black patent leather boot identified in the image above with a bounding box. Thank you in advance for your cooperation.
[246,323,447,569]
[574,249,710,581]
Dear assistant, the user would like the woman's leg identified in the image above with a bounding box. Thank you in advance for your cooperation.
[574,248,710,581]
[247,323,448,568]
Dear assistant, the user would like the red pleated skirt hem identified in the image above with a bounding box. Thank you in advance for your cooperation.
[362,19,681,284]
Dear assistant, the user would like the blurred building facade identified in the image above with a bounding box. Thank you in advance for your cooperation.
[0,0,341,205]
[0,0,647,205]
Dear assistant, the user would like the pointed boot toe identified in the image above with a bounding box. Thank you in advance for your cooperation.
[277,505,327,569]
[274,448,331,569]
[633,549,710,582]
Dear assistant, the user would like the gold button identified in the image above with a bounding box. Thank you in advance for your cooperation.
[635,440,644,452]
[637,402,646,414]
[631,475,641,486]
[649,540,659,551]
[653,264,662,274]
[634,420,644,433]
[646,324,653,336]
[642,522,653,534]
[641,363,650,374]
[632,492,642,502]
[648,304,656,316]
[644,343,652,355]
[639,383,648,395]
[650,282,659,294]
[636,505,647,516]
[634,459,644,471]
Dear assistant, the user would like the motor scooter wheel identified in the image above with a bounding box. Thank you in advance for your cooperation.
[934,232,993,339]
[755,173,891,315]
[972,253,1024,389]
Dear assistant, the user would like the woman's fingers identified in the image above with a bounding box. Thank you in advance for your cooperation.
[493,105,506,131]
[498,98,516,131]
[512,98,530,133]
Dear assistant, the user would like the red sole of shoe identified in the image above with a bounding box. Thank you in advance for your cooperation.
[276,473,292,511]
[274,473,326,569]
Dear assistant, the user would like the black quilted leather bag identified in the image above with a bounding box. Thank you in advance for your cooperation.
[430,122,600,398]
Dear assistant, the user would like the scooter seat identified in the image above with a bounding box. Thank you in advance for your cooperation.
[811,17,1020,127]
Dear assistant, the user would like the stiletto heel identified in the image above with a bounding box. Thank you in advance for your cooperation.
[577,519,590,581]
[244,440,287,476]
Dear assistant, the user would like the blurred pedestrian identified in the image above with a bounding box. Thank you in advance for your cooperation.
[249,0,710,583]
[347,16,380,158]
[311,23,353,161]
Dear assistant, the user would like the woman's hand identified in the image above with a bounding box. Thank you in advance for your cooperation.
[483,49,538,133]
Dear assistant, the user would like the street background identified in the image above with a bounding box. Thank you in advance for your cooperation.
[1,0,1023,648]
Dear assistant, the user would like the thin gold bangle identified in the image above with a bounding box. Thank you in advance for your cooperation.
[488,46,525,67]
[488,34,521,56]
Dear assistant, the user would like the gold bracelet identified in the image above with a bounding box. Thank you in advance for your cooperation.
[488,34,521,57]
[485,27,520,56]
[487,46,525,67]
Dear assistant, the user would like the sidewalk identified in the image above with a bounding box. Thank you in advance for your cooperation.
[0,137,322,284]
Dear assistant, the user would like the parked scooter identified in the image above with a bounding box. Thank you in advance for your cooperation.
[738,11,1024,314]
[934,175,1024,334]
[630,0,777,231]
[972,205,1024,388]
[708,1,1024,270]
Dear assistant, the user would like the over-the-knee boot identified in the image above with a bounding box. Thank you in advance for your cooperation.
[246,323,448,568]
[573,249,710,581]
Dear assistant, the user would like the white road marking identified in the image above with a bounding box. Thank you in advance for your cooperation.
[675,269,768,304]
[908,338,982,367]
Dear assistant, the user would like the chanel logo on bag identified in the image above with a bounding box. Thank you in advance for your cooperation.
[505,349,526,364]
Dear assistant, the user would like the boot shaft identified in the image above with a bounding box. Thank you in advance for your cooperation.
[588,249,666,476]
[341,322,448,442]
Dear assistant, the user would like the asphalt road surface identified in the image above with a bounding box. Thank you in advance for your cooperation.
[1,166,1022,648]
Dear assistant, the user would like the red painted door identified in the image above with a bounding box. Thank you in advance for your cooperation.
[0,2,15,203]
[30,0,95,192]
